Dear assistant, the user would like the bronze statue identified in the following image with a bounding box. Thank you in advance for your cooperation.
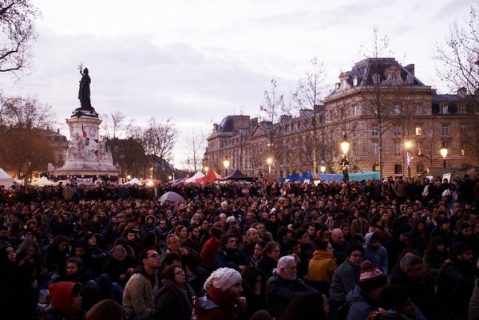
[78,65,93,110]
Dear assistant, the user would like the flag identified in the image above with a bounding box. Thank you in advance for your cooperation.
[82,124,87,138]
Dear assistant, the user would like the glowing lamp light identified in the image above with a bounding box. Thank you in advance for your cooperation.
[440,143,448,159]
[223,159,230,170]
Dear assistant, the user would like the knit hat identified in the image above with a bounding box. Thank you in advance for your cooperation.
[451,241,471,256]
[359,261,387,293]
[203,267,242,291]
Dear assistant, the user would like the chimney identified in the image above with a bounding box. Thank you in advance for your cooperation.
[250,117,258,128]
[405,64,415,76]
[280,114,292,123]
[57,128,60,133]
[457,87,467,98]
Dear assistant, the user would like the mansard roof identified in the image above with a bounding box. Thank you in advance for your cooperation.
[329,57,427,97]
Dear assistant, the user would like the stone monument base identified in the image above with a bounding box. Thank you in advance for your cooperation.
[50,109,118,178]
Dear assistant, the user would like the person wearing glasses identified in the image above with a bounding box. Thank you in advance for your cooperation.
[123,248,161,320]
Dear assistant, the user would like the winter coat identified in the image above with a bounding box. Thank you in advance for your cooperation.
[266,274,316,318]
[346,286,375,320]
[437,258,476,318]
[257,255,277,279]
[329,259,360,303]
[308,249,337,283]
[200,237,222,271]
[123,269,159,320]
[195,287,240,320]
[155,279,192,320]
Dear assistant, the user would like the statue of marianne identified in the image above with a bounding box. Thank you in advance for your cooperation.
[78,65,93,110]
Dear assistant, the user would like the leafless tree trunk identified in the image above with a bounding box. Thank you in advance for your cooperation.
[0,0,38,73]
[291,57,328,173]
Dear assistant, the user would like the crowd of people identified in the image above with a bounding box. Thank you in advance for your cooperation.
[0,174,479,320]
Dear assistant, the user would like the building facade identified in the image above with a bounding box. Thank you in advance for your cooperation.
[204,58,479,178]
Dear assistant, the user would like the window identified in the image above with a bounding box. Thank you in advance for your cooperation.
[459,105,466,114]
[416,163,425,173]
[372,74,380,84]
[415,105,422,114]
[442,124,449,136]
[394,164,403,175]
[415,126,423,136]
[393,105,401,115]
[372,125,379,136]
[441,105,448,114]
[395,142,401,156]
[373,143,379,156]
[394,126,401,136]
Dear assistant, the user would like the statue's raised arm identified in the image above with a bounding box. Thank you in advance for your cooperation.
[78,66,93,110]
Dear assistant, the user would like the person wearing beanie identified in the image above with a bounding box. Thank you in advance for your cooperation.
[345,260,388,320]
[437,241,477,319]
[194,267,245,320]
[266,255,317,319]
[43,281,83,320]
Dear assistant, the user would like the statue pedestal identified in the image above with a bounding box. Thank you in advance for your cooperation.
[51,112,118,177]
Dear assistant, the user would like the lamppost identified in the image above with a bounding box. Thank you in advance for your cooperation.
[223,159,230,176]
[203,165,209,175]
[266,157,273,174]
[404,139,413,178]
[340,134,350,181]
[320,160,326,174]
[440,142,448,168]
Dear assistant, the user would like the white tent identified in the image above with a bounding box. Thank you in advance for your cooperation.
[31,176,58,186]
[186,171,205,183]
[0,168,14,188]
[124,178,142,185]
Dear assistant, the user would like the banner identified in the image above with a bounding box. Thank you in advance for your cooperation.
[76,178,93,185]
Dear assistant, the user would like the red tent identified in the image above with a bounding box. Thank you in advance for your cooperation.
[196,170,222,184]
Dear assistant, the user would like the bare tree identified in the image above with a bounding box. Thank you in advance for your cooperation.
[291,57,327,112]
[111,111,125,139]
[184,130,205,172]
[259,79,288,174]
[436,1,479,100]
[291,57,328,173]
[141,117,176,162]
[0,0,38,73]
[0,96,54,181]
[436,2,479,161]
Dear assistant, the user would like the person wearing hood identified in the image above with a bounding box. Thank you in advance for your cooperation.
[363,232,388,275]
[195,267,246,320]
[42,281,83,320]
[123,248,161,320]
[346,261,388,320]
[307,238,337,295]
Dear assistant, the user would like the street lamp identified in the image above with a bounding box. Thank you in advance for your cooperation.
[223,159,230,176]
[126,174,131,180]
[404,139,413,178]
[203,165,209,175]
[340,134,350,181]
[266,157,273,174]
[440,142,448,168]
[320,160,326,174]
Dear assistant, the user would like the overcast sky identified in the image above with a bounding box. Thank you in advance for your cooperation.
[0,0,472,168]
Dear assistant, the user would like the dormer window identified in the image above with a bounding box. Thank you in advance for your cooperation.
[372,74,380,84]
[353,76,358,87]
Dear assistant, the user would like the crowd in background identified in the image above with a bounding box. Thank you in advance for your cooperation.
[0,175,479,320]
